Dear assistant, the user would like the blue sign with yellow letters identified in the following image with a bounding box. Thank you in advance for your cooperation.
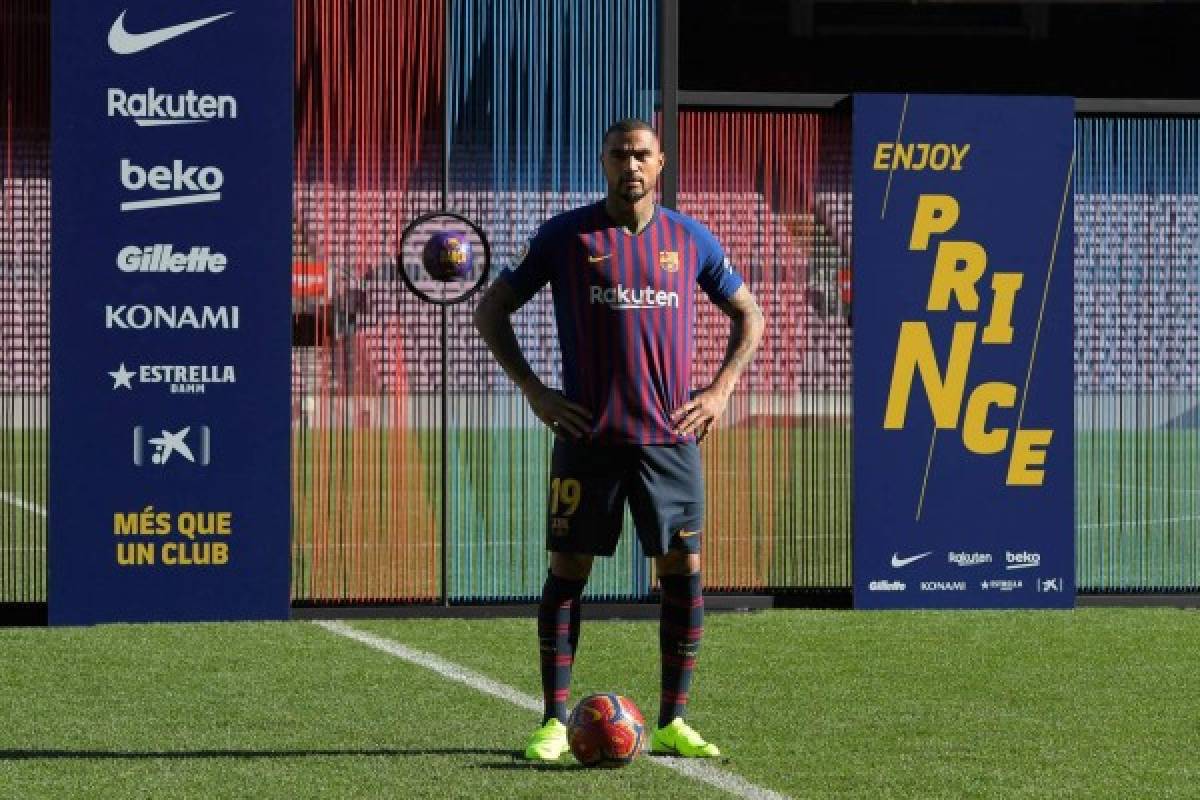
[50,1,292,624]
[852,94,1074,609]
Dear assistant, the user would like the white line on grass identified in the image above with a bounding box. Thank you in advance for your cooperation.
[314,619,791,800]
[0,493,46,516]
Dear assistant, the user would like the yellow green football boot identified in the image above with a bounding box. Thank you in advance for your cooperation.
[650,717,720,757]
[523,718,569,761]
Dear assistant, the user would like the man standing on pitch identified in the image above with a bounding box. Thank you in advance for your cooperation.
[473,118,764,760]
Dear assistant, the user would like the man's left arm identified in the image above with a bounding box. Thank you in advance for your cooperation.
[670,285,765,439]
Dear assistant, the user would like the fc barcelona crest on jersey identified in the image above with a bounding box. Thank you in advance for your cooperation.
[658,250,680,272]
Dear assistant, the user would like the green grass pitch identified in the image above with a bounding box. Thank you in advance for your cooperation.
[1,609,1198,798]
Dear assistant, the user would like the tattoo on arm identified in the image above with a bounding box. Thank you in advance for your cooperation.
[472,281,541,392]
[713,286,765,393]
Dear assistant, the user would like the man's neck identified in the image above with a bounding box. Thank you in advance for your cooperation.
[605,195,655,234]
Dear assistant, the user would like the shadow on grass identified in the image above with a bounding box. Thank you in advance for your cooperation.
[476,760,589,772]
[0,747,520,760]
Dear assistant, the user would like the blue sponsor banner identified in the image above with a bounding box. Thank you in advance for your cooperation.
[50,1,292,624]
[852,94,1074,609]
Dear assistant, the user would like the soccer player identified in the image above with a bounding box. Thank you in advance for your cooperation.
[473,118,764,761]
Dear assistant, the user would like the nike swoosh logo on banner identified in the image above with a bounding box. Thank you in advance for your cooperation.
[587,254,612,262]
[108,9,235,55]
[890,551,932,568]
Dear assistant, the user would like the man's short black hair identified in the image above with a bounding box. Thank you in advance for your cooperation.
[602,117,658,145]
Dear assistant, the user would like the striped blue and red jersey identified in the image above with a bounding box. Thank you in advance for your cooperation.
[498,201,744,445]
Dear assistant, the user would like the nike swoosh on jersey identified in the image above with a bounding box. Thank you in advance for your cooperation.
[587,253,612,262]
[890,551,932,568]
[108,9,235,55]
[678,530,700,538]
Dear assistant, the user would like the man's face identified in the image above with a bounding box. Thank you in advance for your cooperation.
[601,129,664,203]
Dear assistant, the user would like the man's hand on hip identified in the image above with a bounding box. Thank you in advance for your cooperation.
[670,385,732,441]
[523,381,592,439]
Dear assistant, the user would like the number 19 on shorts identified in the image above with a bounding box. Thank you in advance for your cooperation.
[549,477,581,516]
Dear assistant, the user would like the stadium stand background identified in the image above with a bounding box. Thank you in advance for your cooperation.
[3,1,1200,613]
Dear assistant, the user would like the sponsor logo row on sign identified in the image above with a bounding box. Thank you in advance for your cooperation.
[868,550,1060,593]
[890,550,1043,570]
[106,12,243,502]
[867,577,1063,593]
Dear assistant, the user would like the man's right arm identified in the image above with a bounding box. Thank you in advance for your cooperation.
[472,280,592,437]
[472,279,541,393]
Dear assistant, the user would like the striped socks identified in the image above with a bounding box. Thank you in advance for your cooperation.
[536,571,586,724]
[658,571,703,727]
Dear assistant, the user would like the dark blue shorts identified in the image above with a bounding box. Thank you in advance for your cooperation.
[545,439,705,557]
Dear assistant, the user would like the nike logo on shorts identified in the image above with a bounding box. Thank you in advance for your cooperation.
[108,9,235,55]
[587,253,612,262]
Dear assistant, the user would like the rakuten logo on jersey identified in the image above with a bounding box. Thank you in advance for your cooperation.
[105,305,239,330]
[117,244,227,273]
[107,88,238,127]
[119,158,223,212]
[589,284,680,310]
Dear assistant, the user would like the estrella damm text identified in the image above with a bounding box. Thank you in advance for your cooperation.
[882,193,1052,486]
[873,143,970,172]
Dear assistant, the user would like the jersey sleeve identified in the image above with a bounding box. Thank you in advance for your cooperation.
[693,223,744,303]
[496,225,553,307]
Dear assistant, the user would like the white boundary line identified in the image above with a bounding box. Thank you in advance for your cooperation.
[314,619,791,800]
[0,493,46,516]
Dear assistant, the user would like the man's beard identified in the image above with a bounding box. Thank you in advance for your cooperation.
[619,183,649,202]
